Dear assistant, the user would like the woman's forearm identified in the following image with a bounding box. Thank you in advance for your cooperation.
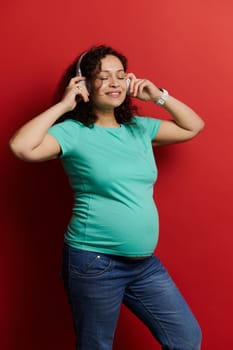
[151,91,205,145]
[162,95,205,133]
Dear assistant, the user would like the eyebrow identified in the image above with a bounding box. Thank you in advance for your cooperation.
[100,69,125,73]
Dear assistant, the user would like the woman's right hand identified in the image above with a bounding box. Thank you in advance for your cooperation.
[61,77,90,111]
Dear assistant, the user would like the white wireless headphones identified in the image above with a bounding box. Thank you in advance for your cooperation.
[76,52,87,78]
[76,51,130,92]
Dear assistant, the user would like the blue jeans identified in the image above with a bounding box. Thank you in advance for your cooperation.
[61,244,202,350]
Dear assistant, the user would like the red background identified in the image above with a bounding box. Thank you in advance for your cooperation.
[1,1,233,349]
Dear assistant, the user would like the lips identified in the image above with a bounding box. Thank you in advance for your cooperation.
[106,91,121,97]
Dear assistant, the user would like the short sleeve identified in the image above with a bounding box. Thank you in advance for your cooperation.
[48,119,78,158]
[133,116,162,141]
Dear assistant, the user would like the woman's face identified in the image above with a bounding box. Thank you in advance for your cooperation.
[90,55,128,112]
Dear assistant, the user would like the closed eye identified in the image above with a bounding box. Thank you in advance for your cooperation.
[97,73,126,81]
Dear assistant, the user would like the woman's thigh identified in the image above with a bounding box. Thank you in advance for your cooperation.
[123,255,202,350]
[61,245,126,350]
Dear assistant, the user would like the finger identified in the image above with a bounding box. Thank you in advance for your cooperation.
[131,79,142,97]
[74,84,88,96]
[126,73,137,80]
[69,76,86,87]
[74,85,89,102]
[137,80,147,95]
[134,79,148,97]
[81,91,90,102]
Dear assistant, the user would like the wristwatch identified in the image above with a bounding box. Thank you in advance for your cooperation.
[156,88,169,106]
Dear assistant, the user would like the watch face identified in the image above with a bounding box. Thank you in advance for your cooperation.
[156,89,168,105]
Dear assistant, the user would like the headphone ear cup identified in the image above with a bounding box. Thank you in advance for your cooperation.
[126,78,130,92]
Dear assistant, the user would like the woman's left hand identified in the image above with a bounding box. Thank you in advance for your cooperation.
[126,73,162,102]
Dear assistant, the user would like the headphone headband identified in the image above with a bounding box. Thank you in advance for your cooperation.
[76,51,88,77]
[75,50,130,92]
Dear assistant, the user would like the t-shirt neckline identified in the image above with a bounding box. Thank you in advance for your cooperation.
[94,123,122,131]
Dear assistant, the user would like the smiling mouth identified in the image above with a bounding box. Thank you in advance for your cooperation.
[106,91,121,97]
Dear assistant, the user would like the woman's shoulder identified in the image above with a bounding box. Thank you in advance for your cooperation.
[130,116,162,140]
[48,119,87,141]
[55,118,85,128]
[132,115,160,123]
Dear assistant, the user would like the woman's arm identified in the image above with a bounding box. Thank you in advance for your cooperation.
[127,74,205,146]
[9,77,89,162]
[9,102,69,161]
[153,94,205,146]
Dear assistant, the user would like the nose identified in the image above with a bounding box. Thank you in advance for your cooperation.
[109,75,120,87]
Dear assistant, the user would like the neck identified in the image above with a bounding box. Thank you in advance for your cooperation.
[94,109,120,128]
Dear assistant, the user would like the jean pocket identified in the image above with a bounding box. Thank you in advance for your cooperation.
[70,250,113,278]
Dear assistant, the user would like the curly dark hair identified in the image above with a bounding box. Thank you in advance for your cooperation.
[54,45,138,126]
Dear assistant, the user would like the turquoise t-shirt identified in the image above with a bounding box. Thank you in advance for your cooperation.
[48,116,161,257]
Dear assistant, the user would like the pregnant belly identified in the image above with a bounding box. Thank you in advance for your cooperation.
[66,199,159,257]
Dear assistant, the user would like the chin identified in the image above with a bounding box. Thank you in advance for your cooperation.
[94,97,125,111]
[109,97,126,107]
